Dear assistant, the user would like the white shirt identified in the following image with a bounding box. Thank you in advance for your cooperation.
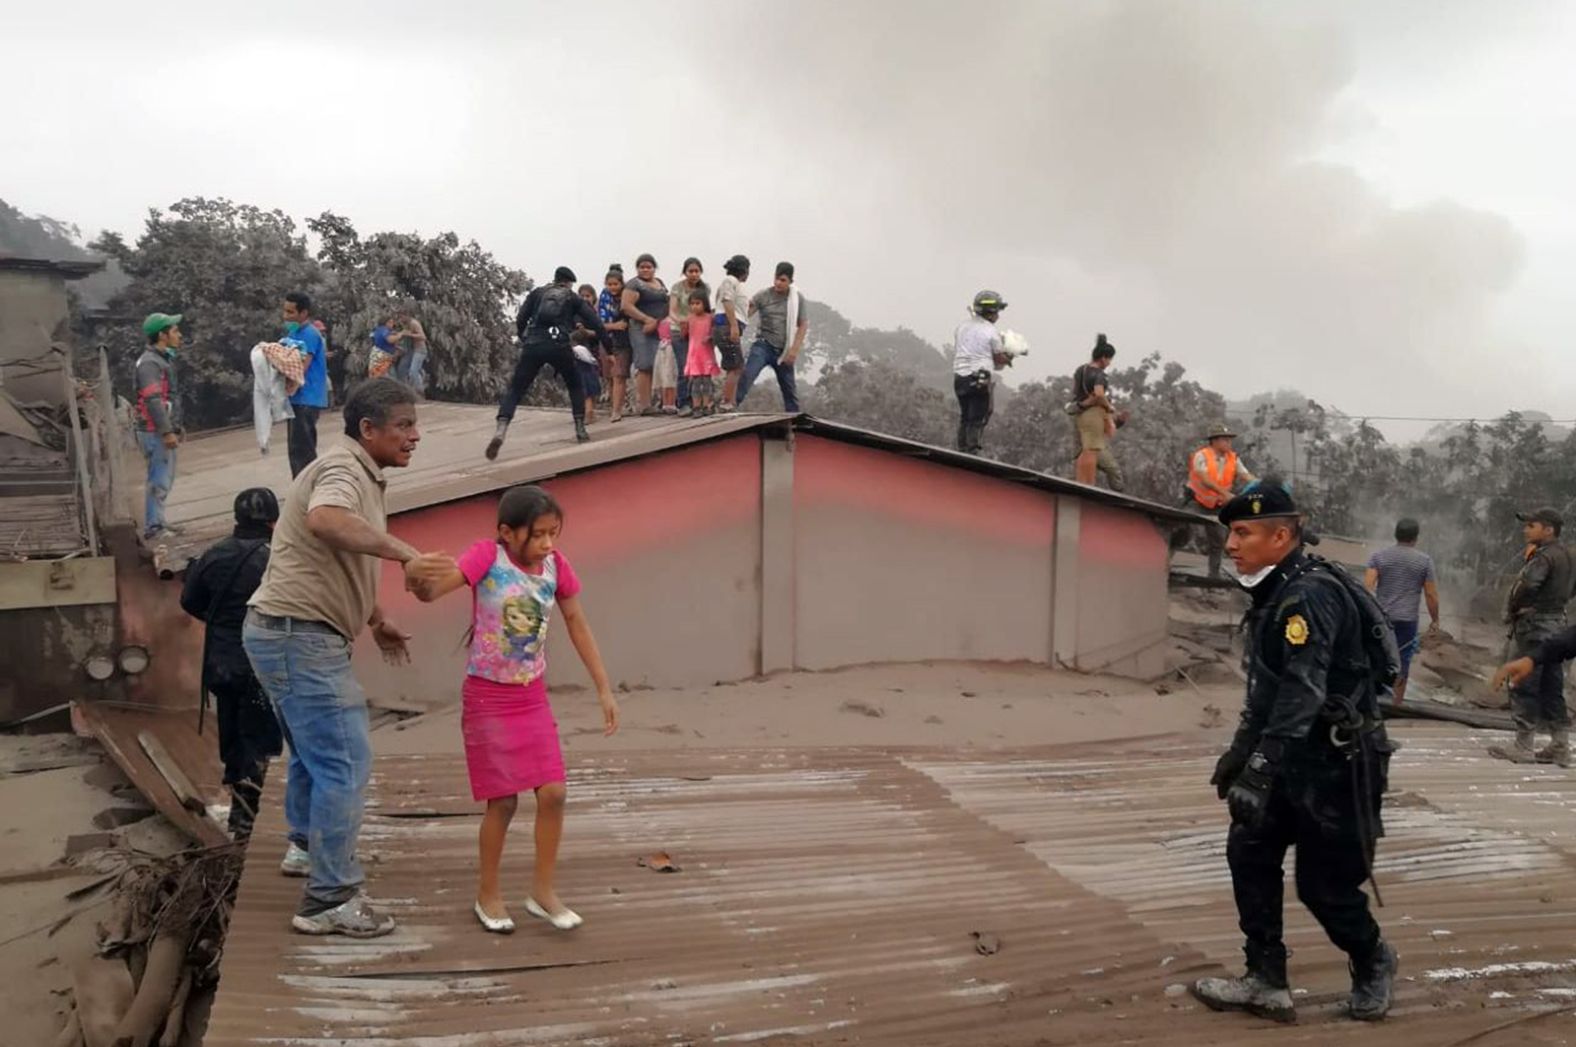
[952,318,1002,376]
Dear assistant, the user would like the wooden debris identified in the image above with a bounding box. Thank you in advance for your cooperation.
[134,733,206,814]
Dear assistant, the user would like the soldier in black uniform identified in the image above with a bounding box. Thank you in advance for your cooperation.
[1488,507,1574,766]
[1191,481,1398,1024]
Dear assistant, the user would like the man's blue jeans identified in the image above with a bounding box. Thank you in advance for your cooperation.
[735,339,800,412]
[137,431,176,536]
[395,347,428,395]
[242,612,371,915]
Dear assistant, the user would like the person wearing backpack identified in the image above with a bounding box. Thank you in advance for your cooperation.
[488,266,612,458]
[1192,479,1398,1025]
[179,488,283,840]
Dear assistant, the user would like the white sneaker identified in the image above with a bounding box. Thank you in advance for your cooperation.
[280,842,310,877]
[291,893,396,938]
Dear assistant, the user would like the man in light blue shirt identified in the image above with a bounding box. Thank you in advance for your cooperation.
[283,291,329,478]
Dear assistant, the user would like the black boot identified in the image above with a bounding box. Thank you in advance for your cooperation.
[574,420,590,443]
[1348,939,1398,1021]
[485,420,508,460]
[1191,947,1295,1024]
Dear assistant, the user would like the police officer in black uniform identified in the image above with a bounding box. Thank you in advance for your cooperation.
[1488,507,1574,766]
[1191,480,1398,1024]
[487,265,612,457]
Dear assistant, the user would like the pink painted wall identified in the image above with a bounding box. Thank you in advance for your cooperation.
[357,435,764,705]
[1069,501,1170,677]
[791,435,1057,669]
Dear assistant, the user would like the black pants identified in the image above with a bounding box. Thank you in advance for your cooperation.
[210,673,285,839]
[498,340,585,424]
[1226,743,1385,978]
[1509,616,1570,732]
[954,372,993,454]
[287,406,320,478]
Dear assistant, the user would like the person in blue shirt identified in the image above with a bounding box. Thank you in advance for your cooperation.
[283,291,329,477]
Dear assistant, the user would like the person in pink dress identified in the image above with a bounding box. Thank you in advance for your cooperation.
[412,485,619,934]
[683,291,721,415]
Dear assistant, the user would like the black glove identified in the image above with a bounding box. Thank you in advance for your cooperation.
[1210,747,1249,800]
[1226,748,1279,830]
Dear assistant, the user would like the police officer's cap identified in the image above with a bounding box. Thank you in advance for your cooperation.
[1517,506,1564,533]
[1218,479,1299,527]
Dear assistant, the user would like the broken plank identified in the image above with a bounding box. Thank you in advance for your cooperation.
[136,731,208,813]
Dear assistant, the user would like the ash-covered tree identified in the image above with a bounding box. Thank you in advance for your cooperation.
[802,359,955,447]
[307,212,530,404]
[89,198,322,429]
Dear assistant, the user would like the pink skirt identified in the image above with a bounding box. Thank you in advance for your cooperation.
[461,675,566,802]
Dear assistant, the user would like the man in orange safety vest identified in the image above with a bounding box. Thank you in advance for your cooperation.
[1185,425,1256,577]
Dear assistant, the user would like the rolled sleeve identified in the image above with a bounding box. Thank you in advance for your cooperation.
[306,461,365,514]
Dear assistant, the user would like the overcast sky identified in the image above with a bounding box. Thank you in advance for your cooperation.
[6,1,1571,435]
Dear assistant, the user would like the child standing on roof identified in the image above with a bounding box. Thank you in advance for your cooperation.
[652,318,679,414]
[683,291,721,415]
[410,485,619,935]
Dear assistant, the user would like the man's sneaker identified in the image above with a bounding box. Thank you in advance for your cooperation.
[1191,972,1296,1024]
[1348,940,1398,1021]
[290,894,396,939]
[280,842,311,877]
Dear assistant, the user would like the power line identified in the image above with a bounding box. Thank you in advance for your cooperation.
[1267,413,1576,425]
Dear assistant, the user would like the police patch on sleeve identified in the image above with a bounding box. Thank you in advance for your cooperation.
[1284,614,1310,646]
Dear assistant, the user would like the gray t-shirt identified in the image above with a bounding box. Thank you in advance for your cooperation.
[750,287,806,350]
[1366,544,1435,623]
[625,276,669,322]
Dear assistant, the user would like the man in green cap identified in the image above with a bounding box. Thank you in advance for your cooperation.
[136,313,184,539]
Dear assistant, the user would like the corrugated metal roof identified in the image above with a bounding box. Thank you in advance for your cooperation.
[158,404,791,565]
[161,402,1195,569]
[795,417,1202,524]
[0,255,105,278]
[206,725,1576,1044]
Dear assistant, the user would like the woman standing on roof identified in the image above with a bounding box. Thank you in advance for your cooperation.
[621,253,669,417]
[599,265,632,422]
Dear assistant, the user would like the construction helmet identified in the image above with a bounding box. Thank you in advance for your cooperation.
[972,290,1007,316]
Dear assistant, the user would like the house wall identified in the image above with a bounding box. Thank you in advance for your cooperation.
[356,435,764,705]
[1054,498,1171,678]
[790,435,1056,670]
[0,269,71,406]
[133,428,1173,719]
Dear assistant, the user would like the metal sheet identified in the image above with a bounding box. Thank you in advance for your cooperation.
[206,725,1576,1044]
[158,404,791,567]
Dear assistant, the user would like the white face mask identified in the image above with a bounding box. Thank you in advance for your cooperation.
[1238,563,1279,589]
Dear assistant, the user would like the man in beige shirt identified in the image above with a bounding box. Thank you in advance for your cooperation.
[243,377,452,938]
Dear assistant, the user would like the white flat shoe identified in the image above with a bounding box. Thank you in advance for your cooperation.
[525,897,582,930]
[474,901,515,934]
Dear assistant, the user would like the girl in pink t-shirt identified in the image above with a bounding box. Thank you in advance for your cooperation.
[418,485,619,935]
[682,291,721,415]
